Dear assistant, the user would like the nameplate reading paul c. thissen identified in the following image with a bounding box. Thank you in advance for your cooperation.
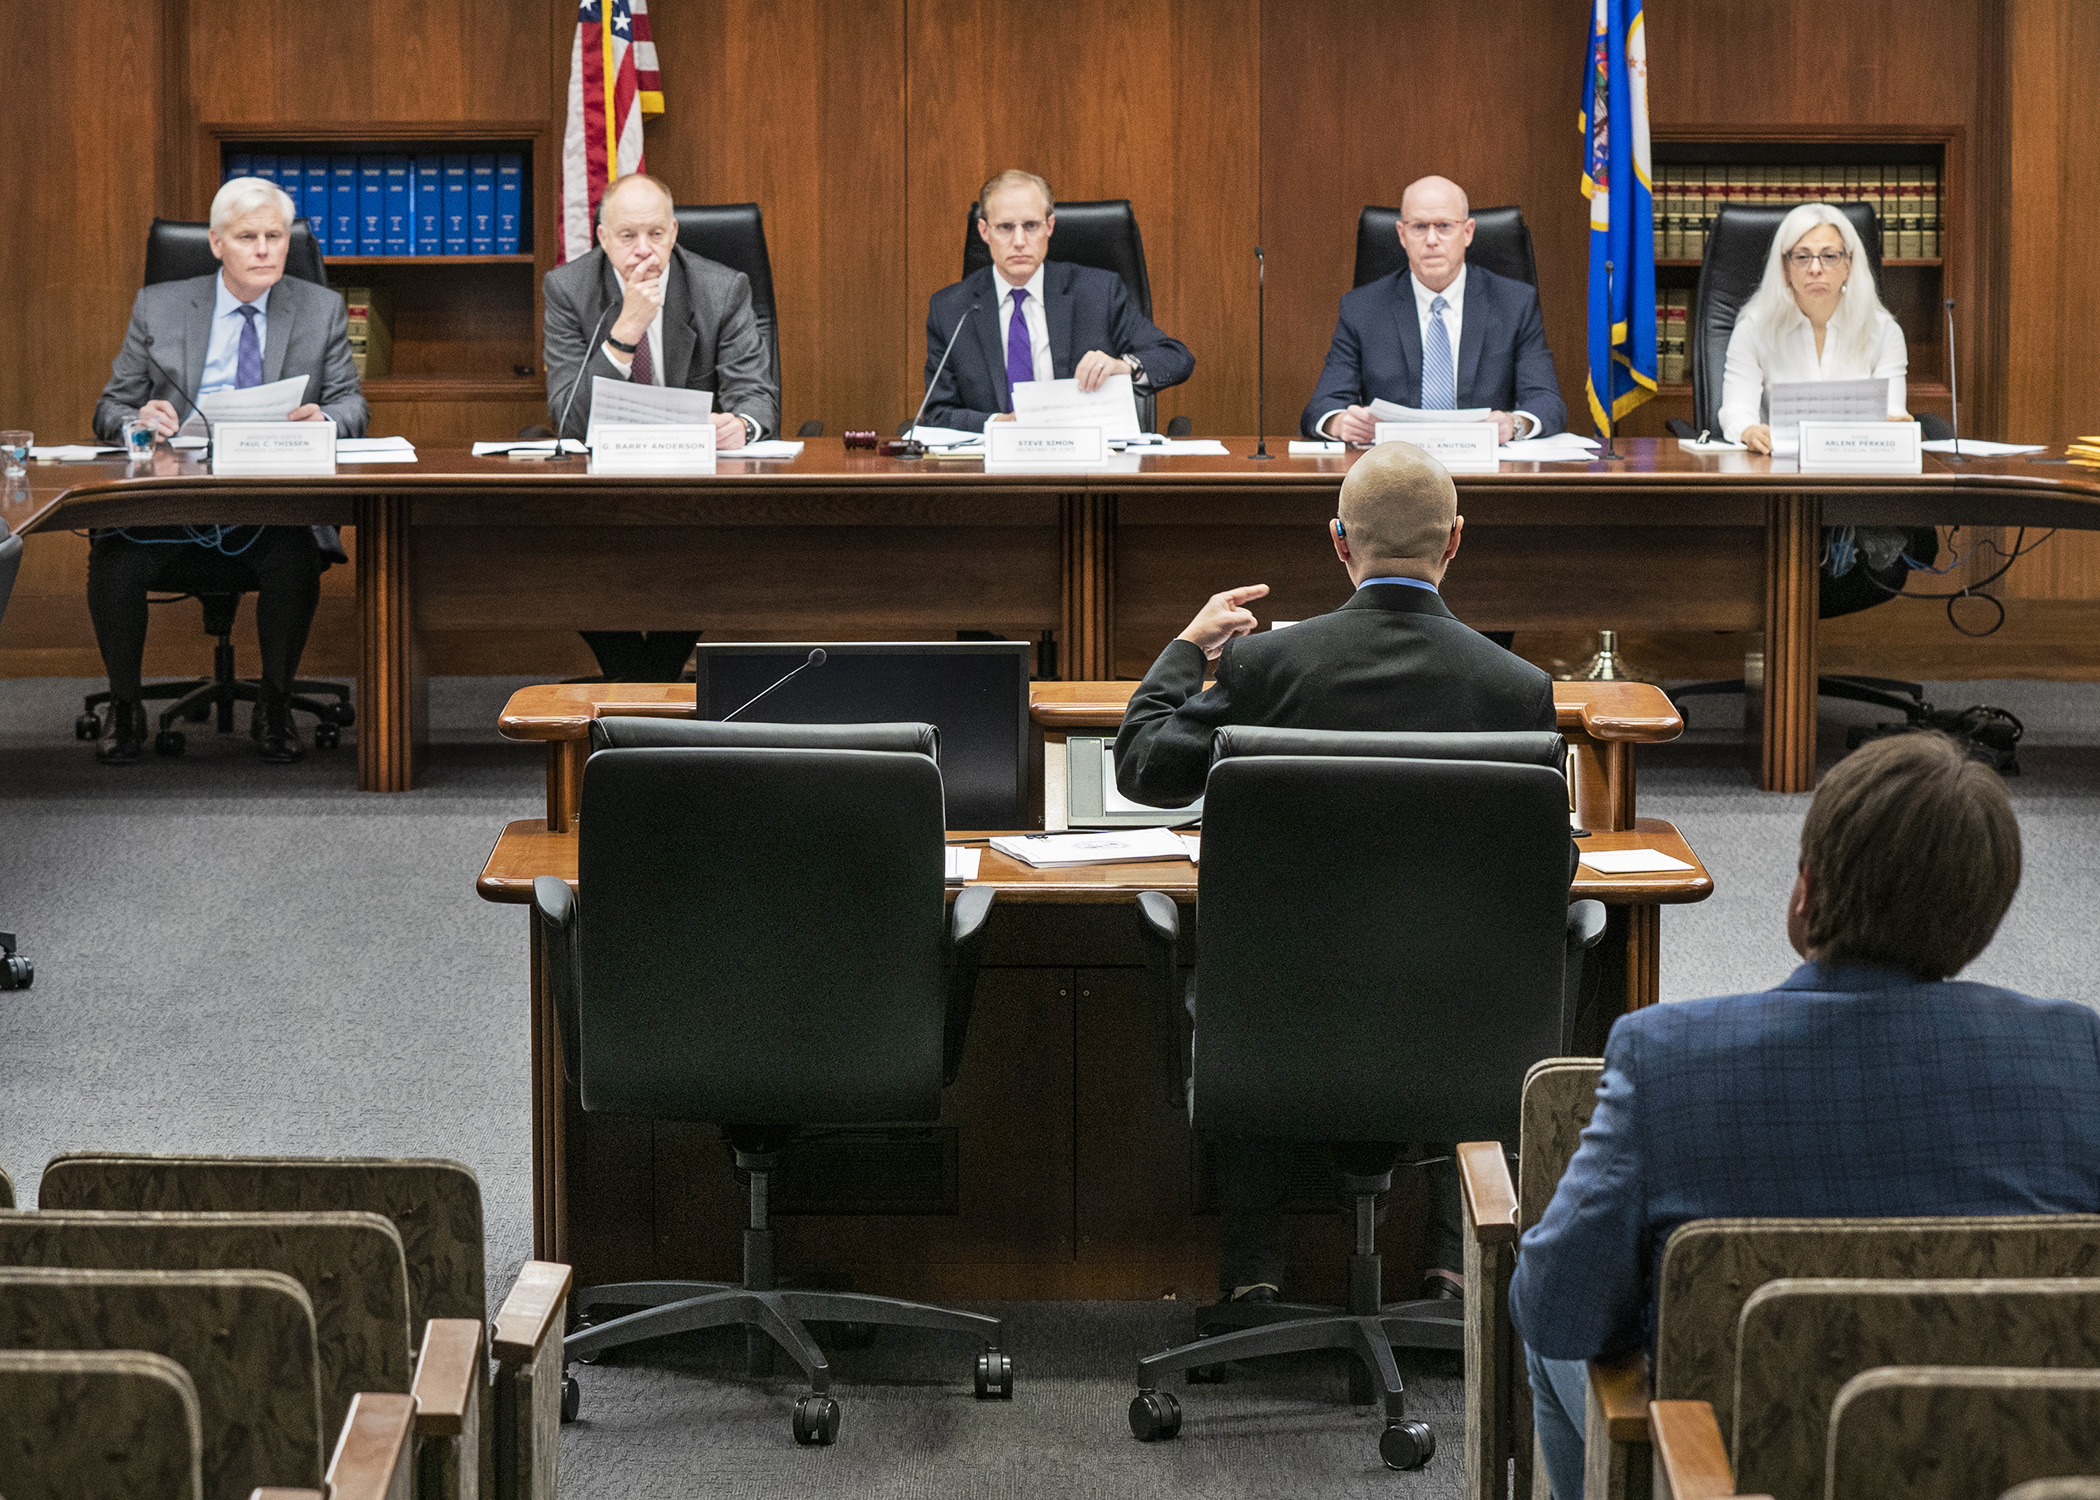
[210,419,338,475]
[589,422,719,474]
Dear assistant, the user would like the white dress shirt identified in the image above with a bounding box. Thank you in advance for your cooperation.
[995,263,1053,385]
[1717,303,1908,443]
[1318,264,1539,439]
[601,267,760,445]
[198,272,270,397]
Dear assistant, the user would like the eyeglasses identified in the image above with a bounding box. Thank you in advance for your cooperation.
[1401,220,1465,240]
[987,219,1049,239]
[1786,249,1852,269]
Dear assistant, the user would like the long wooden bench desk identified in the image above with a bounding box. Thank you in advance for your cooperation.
[478,678,1708,1293]
[15,439,2097,797]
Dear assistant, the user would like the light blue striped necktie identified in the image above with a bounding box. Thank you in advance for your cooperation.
[1421,294,1455,409]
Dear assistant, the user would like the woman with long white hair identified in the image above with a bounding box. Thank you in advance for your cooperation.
[1718,202,1910,452]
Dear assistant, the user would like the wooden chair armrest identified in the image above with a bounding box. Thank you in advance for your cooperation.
[1457,1141,1517,1244]
[412,1317,483,1436]
[1650,1399,1735,1500]
[492,1260,573,1365]
[323,1391,415,1500]
[1588,1348,1654,1441]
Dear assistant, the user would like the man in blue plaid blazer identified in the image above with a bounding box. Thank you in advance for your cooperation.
[1508,732,2100,1500]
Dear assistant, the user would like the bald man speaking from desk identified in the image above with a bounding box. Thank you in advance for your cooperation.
[1115,441,1557,1306]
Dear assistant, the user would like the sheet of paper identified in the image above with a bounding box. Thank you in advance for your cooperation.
[1179,834,1201,864]
[909,425,985,450]
[1288,440,1346,456]
[944,847,981,883]
[336,436,418,463]
[1150,439,1232,455]
[1766,378,1888,444]
[1579,848,1696,874]
[720,439,805,459]
[30,445,121,461]
[190,375,310,430]
[988,827,1190,868]
[1099,743,1156,815]
[1369,398,1496,424]
[585,377,712,447]
[169,435,208,451]
[1920,439,2047,456]
[1679,437,1747,453]
[1009,373,1143,438]
[1499,434,1601,461]
[471,439,586,456]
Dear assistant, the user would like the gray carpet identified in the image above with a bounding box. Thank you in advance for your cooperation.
[1,673,2095,1497]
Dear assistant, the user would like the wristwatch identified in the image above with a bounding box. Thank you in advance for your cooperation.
[606,333,640,355]
[1124,353,1149,388]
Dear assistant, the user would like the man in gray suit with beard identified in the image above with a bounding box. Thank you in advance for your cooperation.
[542,172,779,681]
[92,174,368,765]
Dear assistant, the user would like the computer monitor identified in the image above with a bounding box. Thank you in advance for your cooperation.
[691,641,1033,829]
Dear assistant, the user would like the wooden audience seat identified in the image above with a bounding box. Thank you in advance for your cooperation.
[0,1348,206,1500]
[1456,1057,1605,1500]
[1590,1217,2100,1500]
[0,1209,477,1498]
[2003,1481,2100,1500]
[1,1164,12,1208]
[36,1154,571,1500]
[1828,1367,2100,1500]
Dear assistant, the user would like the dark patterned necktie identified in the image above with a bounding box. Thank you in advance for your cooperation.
[1005,288,1032,407]
[235,304,263,388]
[630,327,655,386]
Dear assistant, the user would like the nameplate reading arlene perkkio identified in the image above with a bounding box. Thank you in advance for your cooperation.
[985,425,1106,467]
[210,419,337,475]
[1796,420,1923,474]
[590,422,718,474]
[1373,421,1498,472]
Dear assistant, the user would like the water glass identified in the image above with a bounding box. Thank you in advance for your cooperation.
[0,430,28,477]
[122,417,157,464]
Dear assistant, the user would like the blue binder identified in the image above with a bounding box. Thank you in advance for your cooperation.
[226,151,252,183]
[251,153,278,189]
[469,154,497,254]
[414,157,442,255]
[495,153,524,255]
[442,154,470,255]
[358,156,385,255]
[383,155,412,255]
[331,156,359,257]
[279,155,303,222]
[305,158,331,247]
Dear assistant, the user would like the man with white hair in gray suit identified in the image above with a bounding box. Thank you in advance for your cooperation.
[91,174,367,764]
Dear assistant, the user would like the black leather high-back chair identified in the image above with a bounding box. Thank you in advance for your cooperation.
[532,718,1013,1442]
[1353,205,1539,290]
[1125,728,1603,1471]
[672,204,783,420]
[0,524,30,989]
[144,216,330,290]
[961,199,1167,432]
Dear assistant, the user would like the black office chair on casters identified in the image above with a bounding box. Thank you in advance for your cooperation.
[671,203,817,437]
[0,523,32,989]
[1353,204,1540,290]
[1663,202,1938,722]
[960,199,1188,435]
[75,217,355,755]
[532,716,1013,1444]
[1126,727,1603,1472]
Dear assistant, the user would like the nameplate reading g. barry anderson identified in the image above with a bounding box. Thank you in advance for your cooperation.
[985,425,1107,466]
[210,419,337,475]
[589,422,719,474]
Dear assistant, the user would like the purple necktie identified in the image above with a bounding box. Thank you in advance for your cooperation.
[234,304,263,388]
[1005,287,1032,408]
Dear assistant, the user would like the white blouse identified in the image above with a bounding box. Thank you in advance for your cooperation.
[1716,303,1908,442]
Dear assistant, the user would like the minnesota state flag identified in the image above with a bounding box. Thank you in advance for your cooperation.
[1581,0,1656,432]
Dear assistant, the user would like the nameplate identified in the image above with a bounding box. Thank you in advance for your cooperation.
[590,422,717,473]
[1374,422,1499,472]
[1797,420,1923,473]
[986,425,1105,466]
[210,419,336,475]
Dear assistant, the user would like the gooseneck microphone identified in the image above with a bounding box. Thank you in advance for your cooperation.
[1253,246,1271,460]
[552,302,617,451]
[719,648,827,721]
[1942,298,1966,462]
[139,334,213,447]
[890,303,981,457]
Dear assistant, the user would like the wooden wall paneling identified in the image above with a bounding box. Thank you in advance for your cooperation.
[638,0,909,436]
[906,0,1262,441]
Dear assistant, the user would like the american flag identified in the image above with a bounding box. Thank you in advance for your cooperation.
[560,0,663,263]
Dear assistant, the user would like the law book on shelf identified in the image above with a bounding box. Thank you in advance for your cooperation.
[1922,168,1940,257]
[442,154,470,254]
[468,153,496,254]
[1902,167,1925,257]
[225,150,251,182]
[330,155,359,257]
[414,157,442,255]
[358,155,386,255]
[304,157,330,242]
[382,155,412,256]
[340,287,393,379]
[495,152,523,254]
[1685,173,1706,258]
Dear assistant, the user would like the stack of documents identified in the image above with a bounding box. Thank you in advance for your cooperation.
[337,436,418,463]
[1679,436,1747,453]
[988,828,1193,868]
[1370,398,1495,424]
[2071,438,2100,470]
[1288,440,1346,457]
[1579,848,1695,875]
[585,377,711,448]
[1921,439,2046,456]
[1499,433,1601,461]
[29,445,121,462]
[181,375,310,434]
[472,438,585,456]
[945,847,981,883]
[1011,373,1143,437]
[721,440,804,459]
[908,426,985,451]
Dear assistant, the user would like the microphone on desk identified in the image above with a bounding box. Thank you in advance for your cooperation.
[1252,247,1272,460]
[139,334,213,450]
[1942,297,1967,462]
[887,303,981,458]
[551,303,617,452]
[719,648,827,721]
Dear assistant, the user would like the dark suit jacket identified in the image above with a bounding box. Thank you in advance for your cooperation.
[542,244,778,442]
[1114,583,1558,808]
[1509,961,2100,1362]
[1300,265,1567,438]
[922,262,1194,433]
[94,271,368,560]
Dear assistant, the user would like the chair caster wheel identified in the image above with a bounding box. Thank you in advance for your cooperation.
[334,703,356,727]
[313,724,341,750]
[792,1394,840,1446]
[1186,1361,1227,1383]
[1128,1389,1181,1441]
[154,730,185,757]
[1380,1419,1435,1471]
[975,1348,1013,1399]
[0,955,32,991]
[75,713,101,741]
[560,1374,580,1424]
